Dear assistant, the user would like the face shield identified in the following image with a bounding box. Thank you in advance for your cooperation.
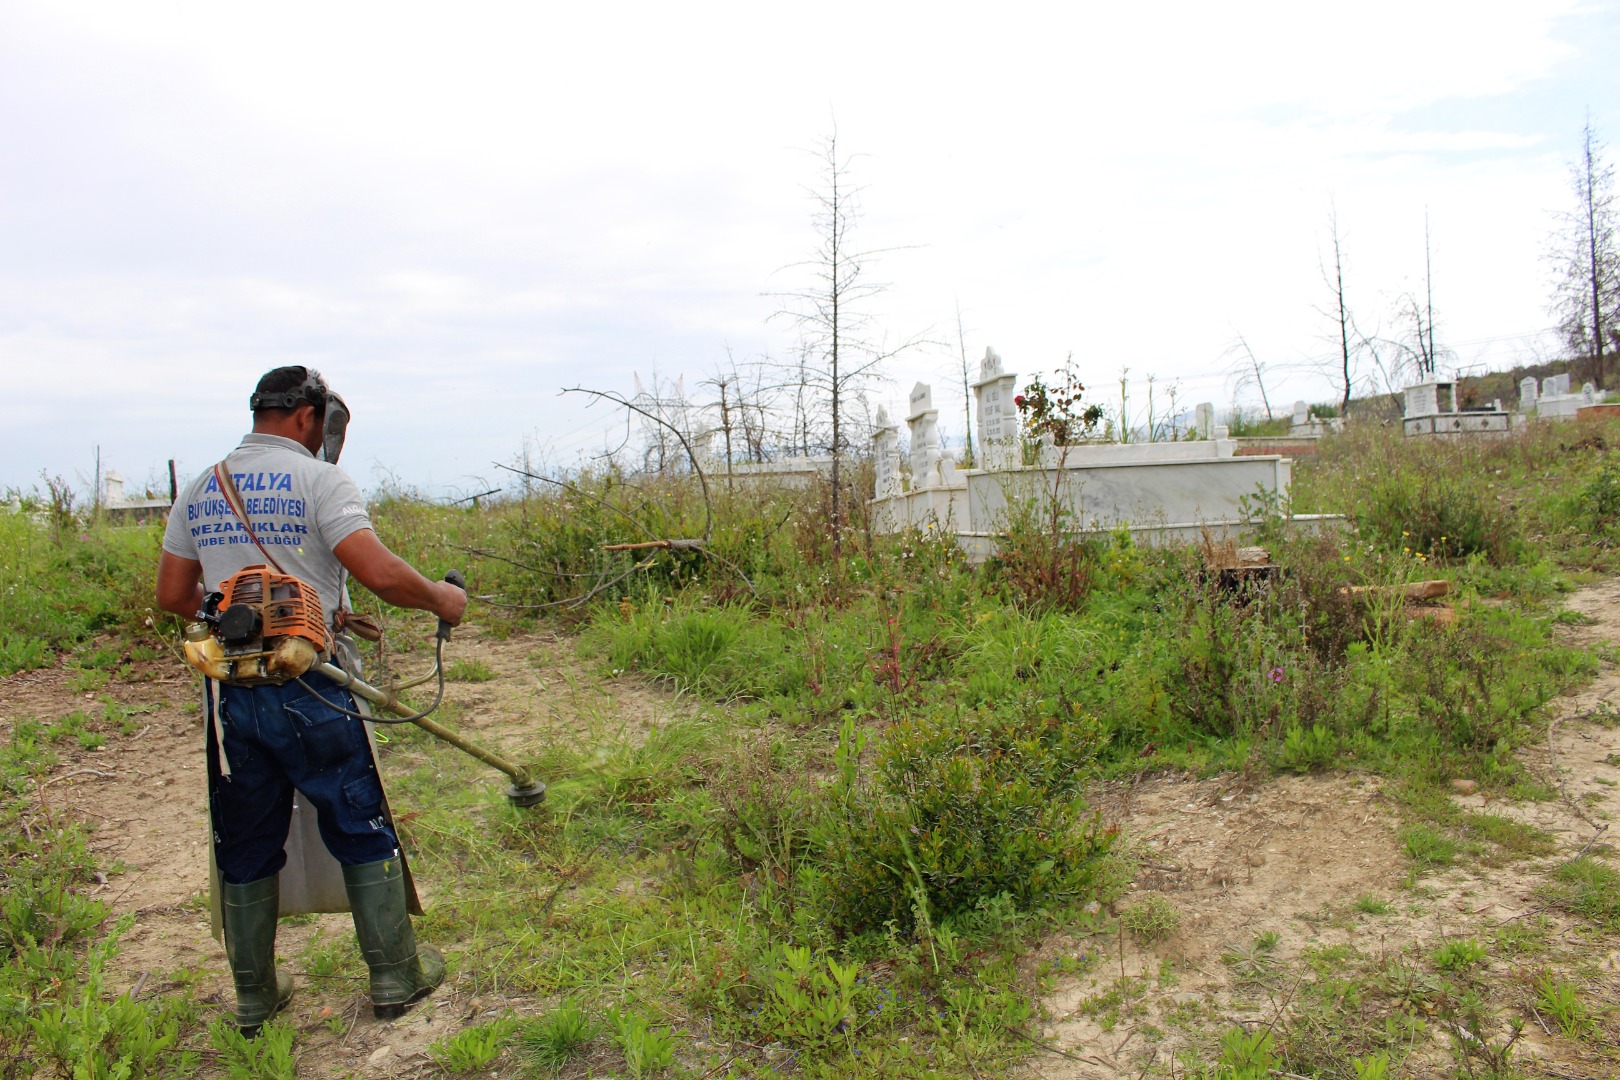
[319,391,350,464]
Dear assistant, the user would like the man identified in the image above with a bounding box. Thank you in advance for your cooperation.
[156,366,467,1036]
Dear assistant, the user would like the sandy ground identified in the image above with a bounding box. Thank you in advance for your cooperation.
[3,589,1618,1077]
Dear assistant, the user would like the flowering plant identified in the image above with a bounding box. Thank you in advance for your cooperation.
[1014,363,1105,444]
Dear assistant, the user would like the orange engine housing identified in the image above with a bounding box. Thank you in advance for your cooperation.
[218,564,329,653]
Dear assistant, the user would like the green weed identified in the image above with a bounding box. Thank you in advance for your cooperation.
[1119,894,1180,944]
[208,1017,296,1079]
[1539,856,1620,927]
[519,999,597,1069]
[429,1017,517,1071]
[444,657,497,682]
[1401,824,1458,866]
[1533,973,1591,1039]
[1433,938,1487,972]
[606,1007,676,1078]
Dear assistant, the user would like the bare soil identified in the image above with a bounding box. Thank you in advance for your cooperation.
[3,593,1617,1078]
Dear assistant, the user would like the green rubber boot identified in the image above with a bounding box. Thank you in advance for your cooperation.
[220,875,293,1037]
[342,857,445,1019]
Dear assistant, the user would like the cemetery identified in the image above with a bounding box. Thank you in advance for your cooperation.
[868,349,1320,554]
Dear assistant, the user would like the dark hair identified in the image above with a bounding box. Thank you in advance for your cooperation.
[252,366,326,417]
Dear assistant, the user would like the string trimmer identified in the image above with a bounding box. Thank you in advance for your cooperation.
[302,571,547,808]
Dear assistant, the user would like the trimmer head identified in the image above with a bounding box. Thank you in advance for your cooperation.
[506,782,548,808]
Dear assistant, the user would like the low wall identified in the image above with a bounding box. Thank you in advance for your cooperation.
[965,455,1291,534]
[954,513,1346,564]
[1234,437,1318,457]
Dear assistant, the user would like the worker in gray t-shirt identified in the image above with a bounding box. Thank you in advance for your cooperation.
[156,366,466,1037]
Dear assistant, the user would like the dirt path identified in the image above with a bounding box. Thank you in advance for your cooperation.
[4,592,1618,1078]
[0,626,689,1078]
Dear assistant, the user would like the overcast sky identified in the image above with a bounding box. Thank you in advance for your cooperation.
[3,1,1617,499]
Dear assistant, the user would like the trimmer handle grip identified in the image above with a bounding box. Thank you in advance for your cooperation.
[437,570,467,642]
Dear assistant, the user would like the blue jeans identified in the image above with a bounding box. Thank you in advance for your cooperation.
[209,670,399,885]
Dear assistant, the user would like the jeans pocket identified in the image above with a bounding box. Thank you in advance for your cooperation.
[284,689,363,770]
[343,773,385,822]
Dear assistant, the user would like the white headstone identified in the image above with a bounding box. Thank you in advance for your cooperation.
[1292,400,1308,427]
[103,470,126,507]
[872,406,902,499]
[1583,382,1597,405]
[1194,403,1215,438]
[970,347,1021,469]
[1545,373,1571,398]
[908,382,934,420]
[907,383,941,489]
[1520,377,1539,410]
[1405,383,1441,418]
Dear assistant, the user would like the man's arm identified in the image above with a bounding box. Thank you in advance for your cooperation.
[333,529,466,625]
[156,552,205,619]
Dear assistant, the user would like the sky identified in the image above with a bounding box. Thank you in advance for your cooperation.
[3,0,1617,500]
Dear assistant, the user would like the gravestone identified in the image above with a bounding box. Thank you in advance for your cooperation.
[1292,400,1309,427]
[1194,402,1215,439]
[908,382,941,490]
[1544,373,1571,398]
[970,348,1020,469]
[872,406,902,499]
[1583,382,1597,405]
[1405,383,1442,418]
[1520,377,1539,411]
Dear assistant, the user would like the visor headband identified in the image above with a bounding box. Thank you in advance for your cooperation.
[250,368,331,412]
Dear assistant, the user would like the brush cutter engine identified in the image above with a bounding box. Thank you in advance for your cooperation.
[188,564,329,685]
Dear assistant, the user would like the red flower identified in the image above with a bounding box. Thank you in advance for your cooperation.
[1014,395,1027,408]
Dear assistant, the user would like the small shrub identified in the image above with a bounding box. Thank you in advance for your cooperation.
[1119,894,1180,944]
[821,708,1113,934]
[1278,723,1337,773]
[757,945,860,1053]
[1355,458,1518,565]
[1580,455,1620,533]
[0,633,50,677]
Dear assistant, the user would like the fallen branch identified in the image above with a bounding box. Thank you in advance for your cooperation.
[603,539,707,552]
[39,768,117,789]
[1337,580,1450,601]
[562,386,712,542]
[492,461,657,541]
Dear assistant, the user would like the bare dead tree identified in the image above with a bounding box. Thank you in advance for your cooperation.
[1548,118,1619,387]
[1320,204,1356,415]
[769,128,926,557]
[1223,331,1273,421]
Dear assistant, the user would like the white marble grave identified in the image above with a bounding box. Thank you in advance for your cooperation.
[870,359,1307,557]
[970,348,1021,470]
[1402,380,1510,436]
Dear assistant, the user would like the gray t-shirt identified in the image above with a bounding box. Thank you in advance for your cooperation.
[162,433,374,628]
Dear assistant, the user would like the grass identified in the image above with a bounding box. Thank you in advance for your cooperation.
[8,414,1620,1076]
